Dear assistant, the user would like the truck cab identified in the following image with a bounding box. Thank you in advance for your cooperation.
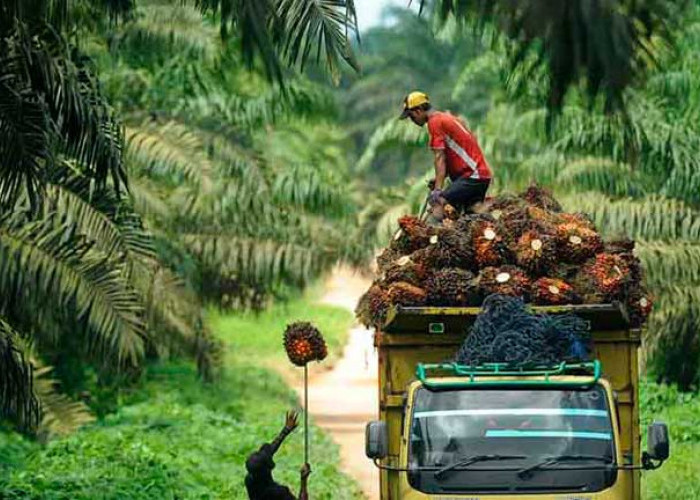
[366,305,669,499]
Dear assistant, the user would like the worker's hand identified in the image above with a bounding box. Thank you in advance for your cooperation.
[284,410,299,432]
[429,189,443,205]
[427,178,436,190]
[300,463,312,480]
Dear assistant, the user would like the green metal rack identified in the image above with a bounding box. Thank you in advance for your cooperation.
[415,360,601,390]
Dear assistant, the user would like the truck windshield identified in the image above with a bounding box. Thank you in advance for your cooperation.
[408,385,617,494]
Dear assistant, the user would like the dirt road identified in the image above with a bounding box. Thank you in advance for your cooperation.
[290,268,379,499]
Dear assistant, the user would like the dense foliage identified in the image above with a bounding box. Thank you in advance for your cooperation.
[0,0,362,435]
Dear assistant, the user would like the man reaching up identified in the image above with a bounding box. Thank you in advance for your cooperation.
[400,91,492,220]
[245,411,311,500]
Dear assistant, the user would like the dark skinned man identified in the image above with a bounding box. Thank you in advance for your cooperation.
[400,91,492,221]
[245,410,311,500]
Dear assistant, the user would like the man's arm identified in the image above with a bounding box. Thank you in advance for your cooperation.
[270,411,299,454]
[433,149,447,191]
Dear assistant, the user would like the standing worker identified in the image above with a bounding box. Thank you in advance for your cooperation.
[400,91,492,221]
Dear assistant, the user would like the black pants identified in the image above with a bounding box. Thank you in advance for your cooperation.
[443,177,491,211]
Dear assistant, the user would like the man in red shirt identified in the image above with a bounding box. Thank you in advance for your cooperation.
[400,91,492,220]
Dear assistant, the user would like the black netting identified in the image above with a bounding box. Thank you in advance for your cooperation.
[454,294,591,366]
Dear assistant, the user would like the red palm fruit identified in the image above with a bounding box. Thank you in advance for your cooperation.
[472,220,510,268]
[520,184,563,212]
[478,266,531,299]
[488,194,528,221]
[387,281,428,306]
[627,288,654,327]
[383,255,428,286]
[413,227,474,269]
[583,253,632,298]
[531,277,581,305]
[426,268,479,306]
[558,212,597,230]
[514,230,557,275]
[356,284,390,328]
[555,222,603,263]
[284,322,328,367]
[376,247,403,273]
[397,215,432,251]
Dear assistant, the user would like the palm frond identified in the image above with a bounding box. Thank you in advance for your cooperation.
[356,119,428,173]
[637,242,700,288]
[276,0,360,83]
[33,364,94,442]
[0,216,146,366]
[0,319,39,432]
[560,192,700,241]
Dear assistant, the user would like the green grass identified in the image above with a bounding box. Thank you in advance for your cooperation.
[641,380,700,499]
[0,295,363,499]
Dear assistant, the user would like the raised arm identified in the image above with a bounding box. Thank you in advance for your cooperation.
[270,410,299,454]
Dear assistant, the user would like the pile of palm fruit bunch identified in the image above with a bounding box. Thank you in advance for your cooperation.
[356,184,651,330]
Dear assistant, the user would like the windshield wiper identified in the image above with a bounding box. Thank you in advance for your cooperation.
[517,455,613,479]
[435,454,527,479]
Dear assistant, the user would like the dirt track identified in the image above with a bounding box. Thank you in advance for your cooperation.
[289,268,379,499]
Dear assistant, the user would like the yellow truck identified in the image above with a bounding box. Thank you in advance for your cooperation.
[365,304,669,499]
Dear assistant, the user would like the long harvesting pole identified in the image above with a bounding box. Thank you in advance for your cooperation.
[304,363,309,464]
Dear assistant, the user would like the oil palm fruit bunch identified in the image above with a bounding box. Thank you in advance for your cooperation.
[520,184,563,212]
[555,222,603,263]
[626,287,653,327]
[478,266,531,299]
[488,194,528,221]
[426,268,479,306]
[527,205,561,226]
[558,212,596,230]
[412,227,473,269]
[472,220,510,268]
[396,215,433,252]
[376,247,404,273]
[531,277,581,305]
[582,253,632,299]
[569,265,606,304]
[356,283,390,328]
[284,322,328,367]
[514,229,557,275]
[387,281,428,306]
[383,256,428,287]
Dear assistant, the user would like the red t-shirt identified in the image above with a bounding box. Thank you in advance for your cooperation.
[427,112,492,181]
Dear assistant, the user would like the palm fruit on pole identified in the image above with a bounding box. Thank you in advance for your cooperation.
[284,322,328,367]
[283,322,327,467]
[478,266,531,299]
[426,268,479,306]
[531,277,581,305]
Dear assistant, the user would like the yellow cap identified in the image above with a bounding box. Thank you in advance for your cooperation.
[400,91,430,119]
